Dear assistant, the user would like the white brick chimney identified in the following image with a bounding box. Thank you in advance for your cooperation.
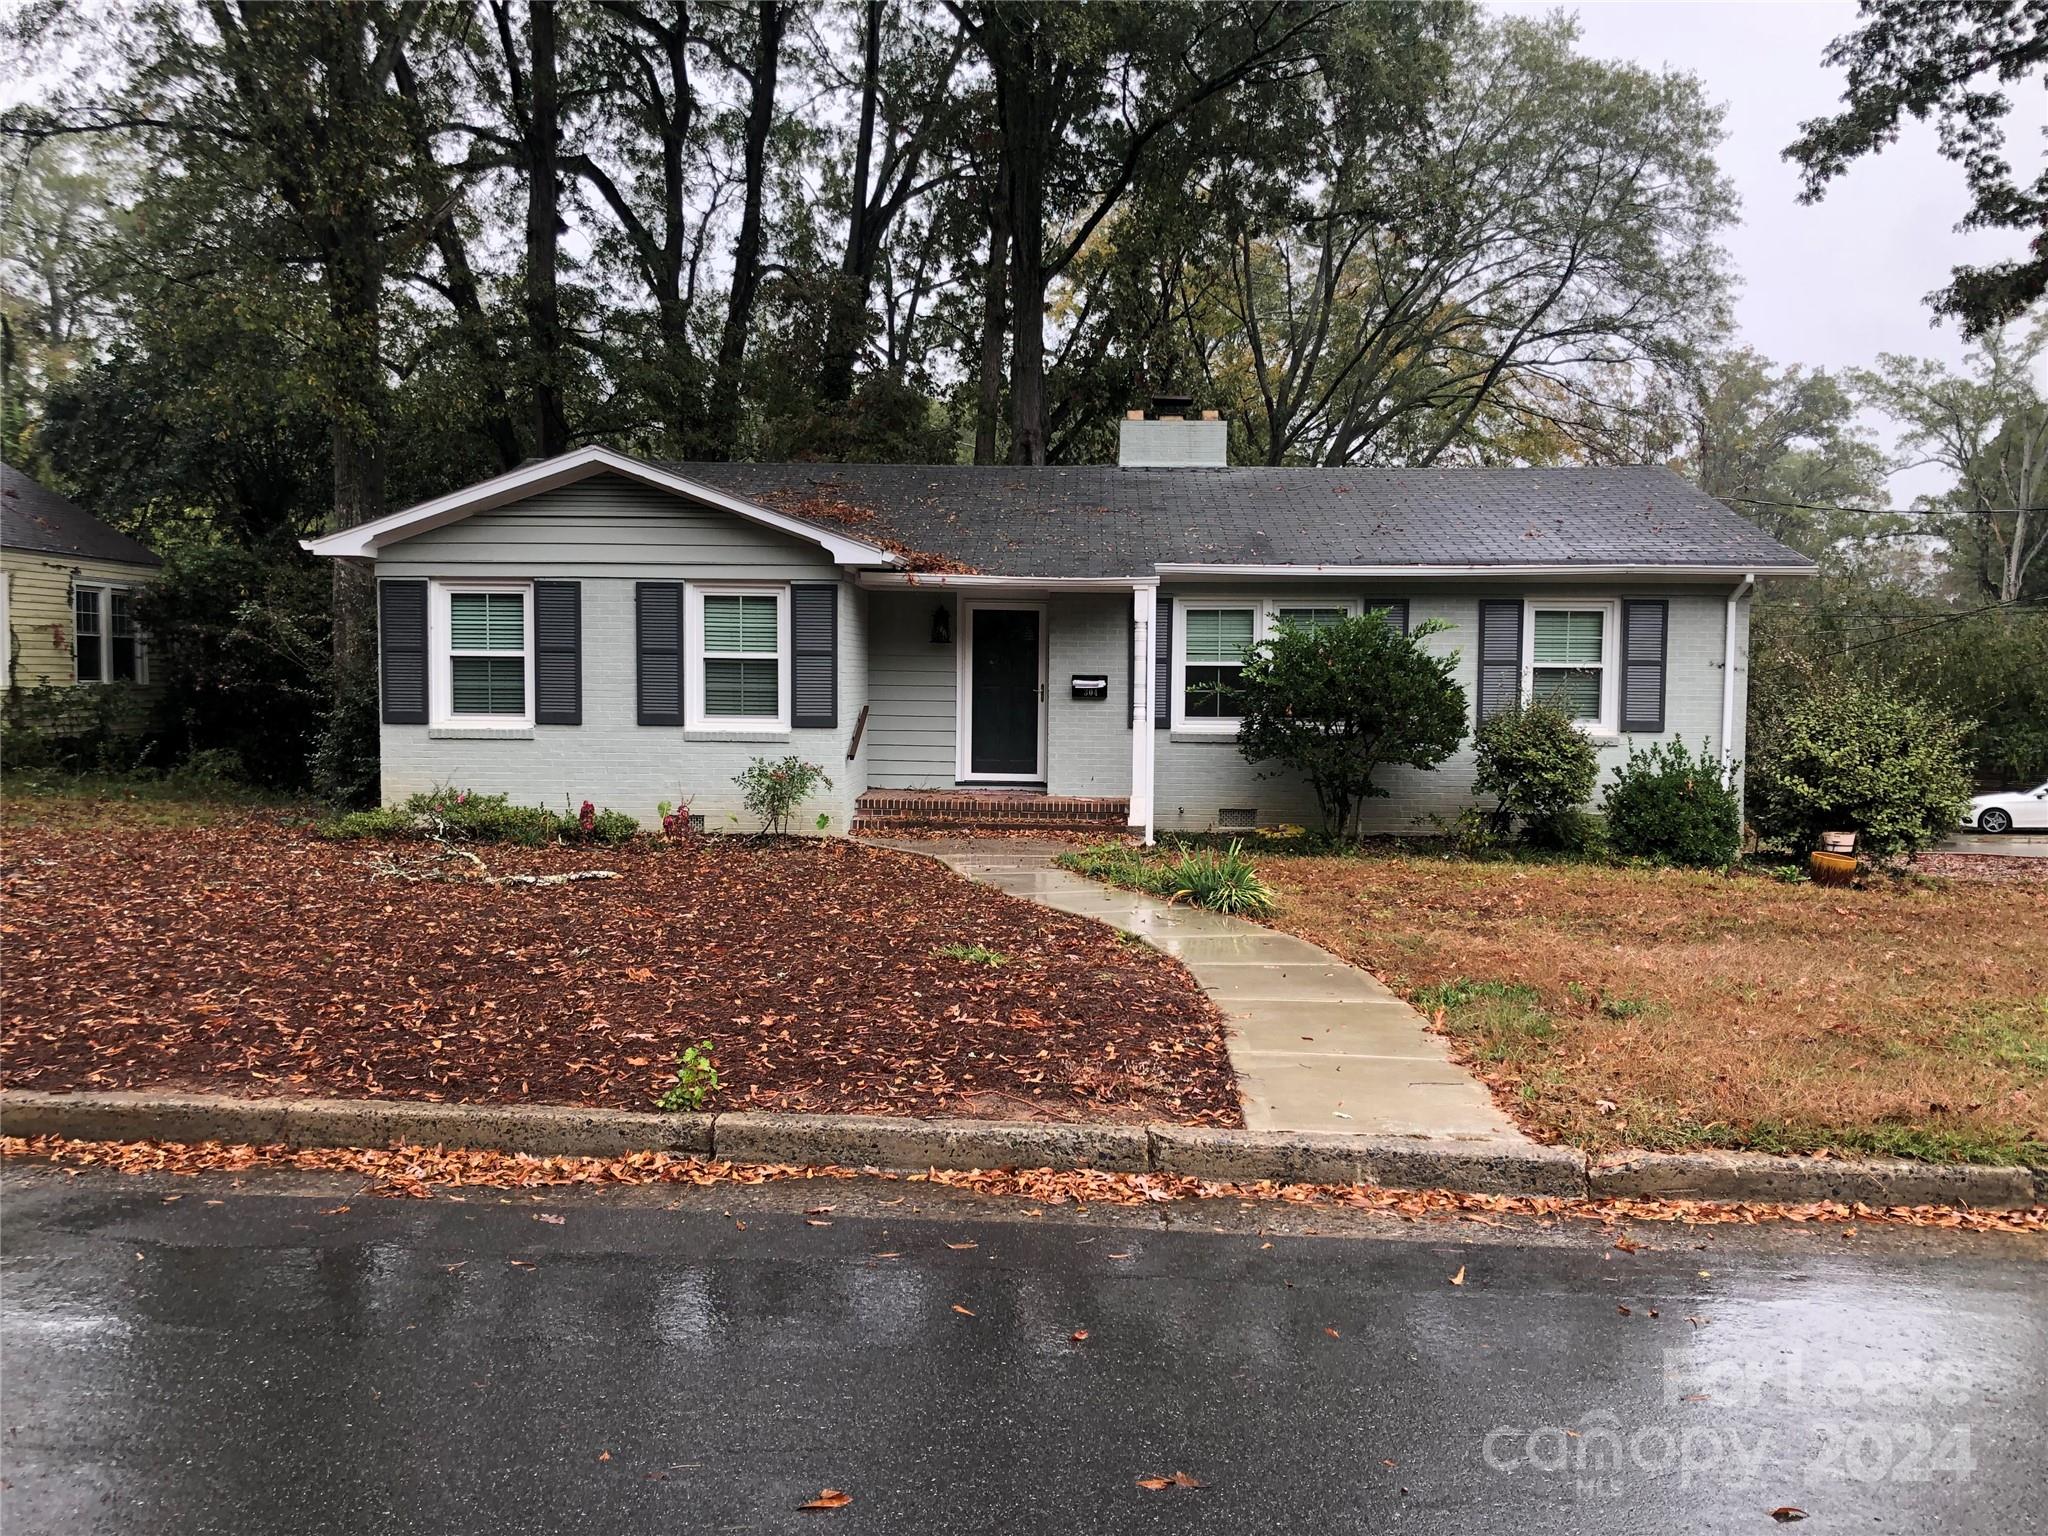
[1118,396,1227,467]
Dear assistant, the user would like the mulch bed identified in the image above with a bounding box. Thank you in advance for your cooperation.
[1,815,1240,1125]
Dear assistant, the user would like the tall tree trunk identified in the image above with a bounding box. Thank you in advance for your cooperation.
[817,0,882,407]
[707,0,785,458]
[971,173,1008,465]
[990,14,1046,465]
[526,0,570,455]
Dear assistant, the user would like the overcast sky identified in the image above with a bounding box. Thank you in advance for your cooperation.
[1491,0,2041,502]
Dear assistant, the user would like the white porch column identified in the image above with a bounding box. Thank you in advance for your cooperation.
[1129,582,1157,844]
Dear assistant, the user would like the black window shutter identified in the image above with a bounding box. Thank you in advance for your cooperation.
[791,582,838,729]
[534,580,581,725]
[379,580,429,725]
[1364,597,1410,636]
[1153,596,1173,728]
[1621,598,1668,734]
[1476,600,1522,724]
[636,582,684,726]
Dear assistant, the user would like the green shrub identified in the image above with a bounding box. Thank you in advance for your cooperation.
[1471,702,1599,845]
[734,756,833,836]
[1602,738,1742,867]
[656,1041,722,1112]
[1748,681,1974,857]
[1057,839,1276,917]
[1234,612,1467,837]
[315,788,638,847]
[934,943,1009,966]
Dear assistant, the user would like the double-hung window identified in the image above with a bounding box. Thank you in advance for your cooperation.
[1524,600,1616,733]
[1180,606,1256,722]
[72,583,146,684]
[688,585,788,730]
[1173,597,1363,731]
[434,583,532,726]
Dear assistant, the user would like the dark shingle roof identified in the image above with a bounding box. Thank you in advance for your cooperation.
[662,462,1810,577]
[0,464,159,566]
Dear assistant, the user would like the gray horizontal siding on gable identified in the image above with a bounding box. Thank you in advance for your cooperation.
[865,591,957,788]
[376,475,840,581]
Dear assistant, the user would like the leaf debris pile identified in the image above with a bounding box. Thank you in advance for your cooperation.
[6,1135,2041,1234]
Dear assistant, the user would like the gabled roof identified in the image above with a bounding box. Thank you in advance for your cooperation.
[0,464,160,567]
[301,446,1815,579]
[301,446,903,566]
[670,462,1815,578]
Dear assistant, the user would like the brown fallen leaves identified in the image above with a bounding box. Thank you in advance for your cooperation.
[799,1489,853,1512]
[7,1135,2044,1234]
[1136,1473,1206,1492]
[0,817,1238,1127]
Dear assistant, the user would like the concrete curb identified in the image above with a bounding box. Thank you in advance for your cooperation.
[3,1092,2040,1208]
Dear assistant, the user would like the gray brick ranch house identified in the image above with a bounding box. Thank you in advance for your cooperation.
[305,415,1813,839]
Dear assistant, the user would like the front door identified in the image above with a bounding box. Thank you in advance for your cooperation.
[967,606,1043,778]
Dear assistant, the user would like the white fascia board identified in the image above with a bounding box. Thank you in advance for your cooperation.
[857,572,1151,592]
[1151,561,1816,580]
[299,445,902,567]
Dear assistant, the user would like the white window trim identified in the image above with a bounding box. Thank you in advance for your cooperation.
[1168,596,1360,733]
[686,582,790,732]
[72,580,148,686]
[430,578,534,729]
[1521,596,1620,736]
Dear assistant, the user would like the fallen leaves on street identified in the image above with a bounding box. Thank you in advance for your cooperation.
[6,1134,2043,1234]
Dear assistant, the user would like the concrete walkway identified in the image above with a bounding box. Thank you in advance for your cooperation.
[892,842,1527,1144]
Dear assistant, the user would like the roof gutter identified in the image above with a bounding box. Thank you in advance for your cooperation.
[856,572,1148,591]
[1151,561,1816,579]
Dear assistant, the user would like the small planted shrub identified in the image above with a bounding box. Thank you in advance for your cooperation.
[317,787,636,847]
[735,756,833,837]
[1057,839,1276,917]
[1602,738,1742,867]
[934,943,1009,967]
[659,796,697,845]
[1749,681,1974,857]
[656,1041,722,1112]
[1471,703,1599,847]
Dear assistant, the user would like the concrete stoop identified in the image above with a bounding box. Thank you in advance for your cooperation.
[2,1092,2039,1209]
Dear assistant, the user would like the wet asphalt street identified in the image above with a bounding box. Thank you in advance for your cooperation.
[3,1164,2043,1535]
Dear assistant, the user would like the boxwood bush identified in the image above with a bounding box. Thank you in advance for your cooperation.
[319,789,638,847]
[1471,702,1599,848]
[1602,739,1742,867]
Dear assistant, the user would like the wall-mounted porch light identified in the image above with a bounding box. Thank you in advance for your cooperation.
[931,604,951,645]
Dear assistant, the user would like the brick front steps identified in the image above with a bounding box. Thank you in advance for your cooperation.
[853,789,1129,833]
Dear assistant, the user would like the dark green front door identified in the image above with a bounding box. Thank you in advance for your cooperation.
[969,607,1041,777]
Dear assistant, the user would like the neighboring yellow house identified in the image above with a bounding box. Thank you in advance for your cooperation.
[2,463,160,693]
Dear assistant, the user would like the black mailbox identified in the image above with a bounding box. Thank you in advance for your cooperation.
[1070,674,1109,700]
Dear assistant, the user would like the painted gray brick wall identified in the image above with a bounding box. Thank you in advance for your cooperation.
[1154,585,1748,834]
[1046,592,1132,796]
[377,477,866,831]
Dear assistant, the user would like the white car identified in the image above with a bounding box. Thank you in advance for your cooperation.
[1961,782,2048,834]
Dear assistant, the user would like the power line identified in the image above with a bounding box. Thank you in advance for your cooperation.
[1836,600,2048,654]
[1723,495,2041,518]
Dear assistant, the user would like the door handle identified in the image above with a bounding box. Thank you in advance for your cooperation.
[1037,683,1047,703]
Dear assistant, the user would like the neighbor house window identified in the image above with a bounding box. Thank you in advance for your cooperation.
[433,582,531,726]
[1525,601,1615,732]
[72,583,146,684]
[1181,606,1255,722]
[1172,598,1361,730]
[688,585,787,729]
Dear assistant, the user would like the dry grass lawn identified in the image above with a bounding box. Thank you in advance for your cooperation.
[1252,854,2048,1166]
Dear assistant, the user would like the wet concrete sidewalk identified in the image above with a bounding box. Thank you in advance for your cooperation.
[891,842,1527,1144]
